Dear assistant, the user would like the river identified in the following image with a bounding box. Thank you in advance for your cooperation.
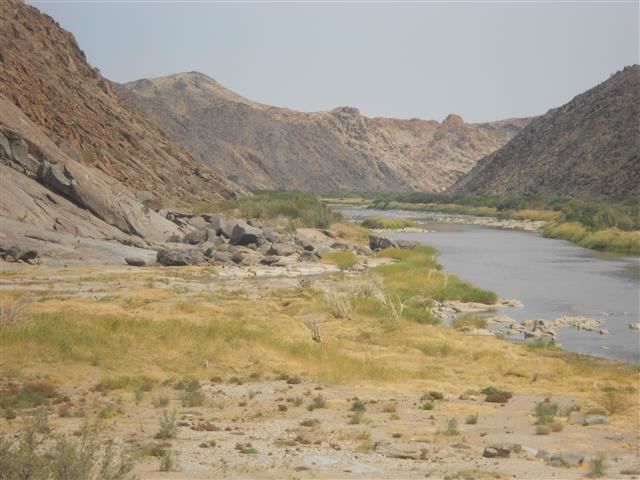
[337,206,640,364]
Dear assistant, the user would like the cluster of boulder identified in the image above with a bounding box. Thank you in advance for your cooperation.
[130,212,371,268]
[0,245,39,264]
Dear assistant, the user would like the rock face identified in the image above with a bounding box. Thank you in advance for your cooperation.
[0,0,240,205]
[120,72,529,192]
[451,65,640,199]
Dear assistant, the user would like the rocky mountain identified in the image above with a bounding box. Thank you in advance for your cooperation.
[120,72,529,192]
[451,65,640,199]
[0,0,239,206]
[0,0,244,264]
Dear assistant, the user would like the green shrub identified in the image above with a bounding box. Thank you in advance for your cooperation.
[465,413,479,425]
[194,191,343,228]
[155,411,178,439]
[534,399,558,425]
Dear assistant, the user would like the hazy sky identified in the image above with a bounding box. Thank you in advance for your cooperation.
[31,1,638,123]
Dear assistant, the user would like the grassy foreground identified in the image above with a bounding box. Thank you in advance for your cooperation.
[1,244,638,477]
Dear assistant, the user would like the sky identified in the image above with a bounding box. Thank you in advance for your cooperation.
[30,1,639,123]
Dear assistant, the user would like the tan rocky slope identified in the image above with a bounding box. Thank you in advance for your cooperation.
[120,72,529,192]
[0,0,240,206]
[451,65,640,199]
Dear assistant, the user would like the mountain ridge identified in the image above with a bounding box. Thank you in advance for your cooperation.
[120,72,530,192]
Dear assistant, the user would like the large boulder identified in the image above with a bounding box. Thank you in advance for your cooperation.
[125,257,146,267]
[230,223,264,246]
[183,227,216,245]
[156,249,206,266]
[368,234,398,251]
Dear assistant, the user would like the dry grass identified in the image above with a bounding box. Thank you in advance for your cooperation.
[0,257,638,413]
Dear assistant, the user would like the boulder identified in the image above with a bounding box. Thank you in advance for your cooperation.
[124,257,146,267]
[266,242,298,257]
[156,249,206,266]
[548,452,584,468]
[0,245,39,264]
[369,234,397,251]
[583,415,608,426]
[296,237,316,251]
[188,216,209,229]
[396,239,417,249]
[482,443,521,458]
[230,223,264,246]
[260,255,281,266]
[183,227,215,245]
[374,442,426,460]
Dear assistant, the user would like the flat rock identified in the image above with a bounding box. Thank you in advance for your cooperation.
[583,414,608,426]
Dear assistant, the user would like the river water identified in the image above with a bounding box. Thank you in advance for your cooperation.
[338,206,640,364]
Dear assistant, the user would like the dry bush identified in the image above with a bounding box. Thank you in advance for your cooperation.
[0,296,30,326]
[383,294,407,322]
[349,274,385,303]
[324,289,352,319]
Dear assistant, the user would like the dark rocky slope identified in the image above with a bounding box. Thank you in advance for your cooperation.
[451,66,640,199]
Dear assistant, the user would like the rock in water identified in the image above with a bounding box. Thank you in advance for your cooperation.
[368,234,398,251]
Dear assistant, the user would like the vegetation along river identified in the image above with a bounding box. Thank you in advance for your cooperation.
[338,206,640,364]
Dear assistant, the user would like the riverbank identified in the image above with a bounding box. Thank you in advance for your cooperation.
[324,197,640,255]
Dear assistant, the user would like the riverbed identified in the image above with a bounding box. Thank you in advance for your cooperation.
[338,206,640,364]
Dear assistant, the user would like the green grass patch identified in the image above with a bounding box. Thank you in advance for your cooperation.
[543,222,640,255]
[192,190,342,228]
[321,250,358,270]
[375,246,497,304]
[361,217,416,230]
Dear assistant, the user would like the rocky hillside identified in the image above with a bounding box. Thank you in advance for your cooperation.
[0,0,239,206]
[451,65,640,199]
[120,72,529,192]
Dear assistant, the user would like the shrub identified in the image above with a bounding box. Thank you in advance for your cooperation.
[0,416,135,480]
[534,399,558,425]
[159,449,176,472]
[181,389,205,407]
[195,191,342,228]
[465,413,479,425]
[589,453,606,478]
[597,388,632,415]
[155,411,178,439]
[442,418,459,436]
[535,425,551,435]
[324,289,352,319]
[350,398,366,412]
[420,401,434,411]
[0,296,30,326]
[308,394,327,410]
[349,411,364,424]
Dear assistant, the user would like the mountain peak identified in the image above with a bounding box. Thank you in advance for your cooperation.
[442,113,465,127]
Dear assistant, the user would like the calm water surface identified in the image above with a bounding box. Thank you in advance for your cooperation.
[338,206,640,363]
